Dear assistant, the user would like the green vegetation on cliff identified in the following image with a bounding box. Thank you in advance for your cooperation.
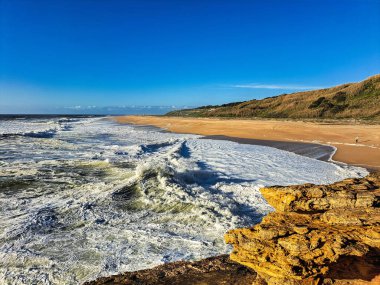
[167,75,380,120]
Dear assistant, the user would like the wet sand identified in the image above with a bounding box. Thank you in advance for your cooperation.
[202,135,336,162]
[113,116,380,171]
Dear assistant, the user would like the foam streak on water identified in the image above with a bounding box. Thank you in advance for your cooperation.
[0,116,368,284]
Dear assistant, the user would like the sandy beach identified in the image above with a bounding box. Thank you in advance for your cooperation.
[114,116,380,171]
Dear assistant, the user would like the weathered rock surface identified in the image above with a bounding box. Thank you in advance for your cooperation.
[225,173,380,284]
[83,255,256,285]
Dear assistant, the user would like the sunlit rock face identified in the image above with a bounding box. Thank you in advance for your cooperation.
[225,173,380,285]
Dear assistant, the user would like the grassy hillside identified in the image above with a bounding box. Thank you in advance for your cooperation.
[167,75,380,120]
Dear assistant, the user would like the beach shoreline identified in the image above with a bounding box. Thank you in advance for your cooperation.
[201,135,336,161]
[81,116,380,285]
[113,116,380,171]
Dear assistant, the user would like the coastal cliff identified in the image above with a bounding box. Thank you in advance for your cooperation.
[225,173,380,284]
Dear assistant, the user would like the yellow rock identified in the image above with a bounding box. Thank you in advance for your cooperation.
[225,173,380,284]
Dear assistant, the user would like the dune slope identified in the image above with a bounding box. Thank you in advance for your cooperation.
[167,75,380,120]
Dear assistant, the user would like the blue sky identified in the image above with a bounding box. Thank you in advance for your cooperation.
[1,0,379,114]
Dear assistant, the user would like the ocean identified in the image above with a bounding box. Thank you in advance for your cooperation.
[0,116,368,284]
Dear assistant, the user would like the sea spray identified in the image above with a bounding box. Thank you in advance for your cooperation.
[0,116,368,284]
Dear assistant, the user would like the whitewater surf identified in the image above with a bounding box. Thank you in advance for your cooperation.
[0,116,367,284]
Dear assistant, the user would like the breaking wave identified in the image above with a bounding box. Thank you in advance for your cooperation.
[0,117,80,139]
[0,116,368,284]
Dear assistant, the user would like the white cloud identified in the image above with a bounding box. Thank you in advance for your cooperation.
[64,105,82,109]
[231,83,324,90]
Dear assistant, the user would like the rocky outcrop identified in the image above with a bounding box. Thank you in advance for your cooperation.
[225,173,380,284]
[83,255,256,285]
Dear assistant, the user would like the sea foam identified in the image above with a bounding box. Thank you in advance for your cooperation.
[0,117,368,284]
